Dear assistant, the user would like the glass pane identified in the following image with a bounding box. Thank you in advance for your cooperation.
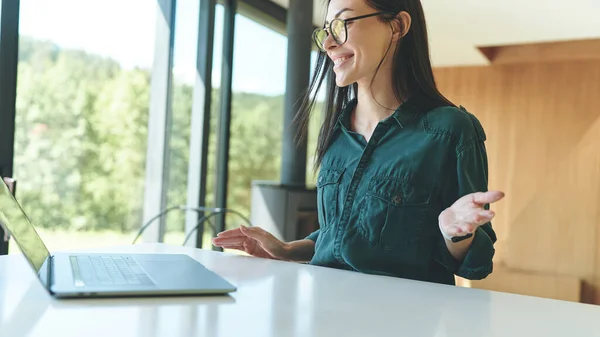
[331,19,346,44]
[11,0,155,252]
[163,2,224,248]
[223,13,288,231]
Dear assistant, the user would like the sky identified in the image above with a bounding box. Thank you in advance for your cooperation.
[17,0,311,96]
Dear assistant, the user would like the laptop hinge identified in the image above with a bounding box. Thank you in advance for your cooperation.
[48,255,54,293]
[38,255,55,294]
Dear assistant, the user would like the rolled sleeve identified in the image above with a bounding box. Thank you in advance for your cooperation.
[437,116,497,280]
[457,225,495,279]
[305,229,320,242]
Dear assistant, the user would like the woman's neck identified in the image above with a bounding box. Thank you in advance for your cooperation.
[349,70,403,142]
[353,71,402,129]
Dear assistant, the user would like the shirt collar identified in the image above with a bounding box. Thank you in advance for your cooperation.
[388,95,424,128]
[334,98,357,132]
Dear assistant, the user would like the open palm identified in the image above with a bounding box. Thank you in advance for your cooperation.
[439,190,505,238]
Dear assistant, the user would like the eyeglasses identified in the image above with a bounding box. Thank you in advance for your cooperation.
[312,12,392,52]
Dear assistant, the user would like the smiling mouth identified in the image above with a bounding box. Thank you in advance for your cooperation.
[333,55,354,69]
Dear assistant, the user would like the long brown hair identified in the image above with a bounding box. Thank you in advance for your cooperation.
[294,0,455,170]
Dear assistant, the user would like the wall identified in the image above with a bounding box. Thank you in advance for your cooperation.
[434,60,600,304]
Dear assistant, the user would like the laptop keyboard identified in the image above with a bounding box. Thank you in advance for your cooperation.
[74,255,155,286]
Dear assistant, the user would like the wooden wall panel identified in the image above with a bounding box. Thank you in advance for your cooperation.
[479,38,600,65]
[470,266,582,303]
[434,60,600,304]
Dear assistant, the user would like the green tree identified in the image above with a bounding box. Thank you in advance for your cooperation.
[13,36,324,239]
[14,38,125,231]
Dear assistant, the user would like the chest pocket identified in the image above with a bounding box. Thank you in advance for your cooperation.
[357,177,431,250]
[316,168,345,233]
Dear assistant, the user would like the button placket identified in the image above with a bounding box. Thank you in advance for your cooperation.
[332,123,391,263]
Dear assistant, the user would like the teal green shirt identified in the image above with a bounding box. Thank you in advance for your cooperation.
[306,96,496,285]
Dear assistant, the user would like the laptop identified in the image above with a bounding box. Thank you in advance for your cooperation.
[0,179,236,298]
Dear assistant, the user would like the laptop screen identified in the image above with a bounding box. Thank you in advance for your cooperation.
[0,180,50,273]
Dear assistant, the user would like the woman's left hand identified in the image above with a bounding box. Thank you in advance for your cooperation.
[438,190,505,240]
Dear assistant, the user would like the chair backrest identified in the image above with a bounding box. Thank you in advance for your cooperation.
[0,177,16,255]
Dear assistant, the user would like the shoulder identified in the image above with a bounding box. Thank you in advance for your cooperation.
[421,105,487,151]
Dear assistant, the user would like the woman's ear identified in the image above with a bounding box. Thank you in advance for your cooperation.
[392,11,412,41]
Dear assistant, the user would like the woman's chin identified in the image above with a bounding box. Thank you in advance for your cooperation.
[334,67,360,88]
[334,75,354,88]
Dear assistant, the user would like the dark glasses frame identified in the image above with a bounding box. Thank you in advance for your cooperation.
[312,12,394,51]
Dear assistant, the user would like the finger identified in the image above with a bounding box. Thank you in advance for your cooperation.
[212,236,247,245]
[455,210,494,233]
[239,225,269,241]
[443,225,465,237]
[214,234,247,241]
[218,244,245,251]
[479,210,496,219]
[466,209,495,225]
[472,190,505,205]
[216,228,243,238]
[444,223,476,238]
[220,245,251,254]
[459,224,475,234]
[471,209,495,224]
[458,210,493,229]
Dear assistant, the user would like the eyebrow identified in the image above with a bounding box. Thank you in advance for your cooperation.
[325,8,353,25]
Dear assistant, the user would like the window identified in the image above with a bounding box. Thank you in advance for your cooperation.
[161,2,226,248]
[11,0,156,252]
[222,12,288,230]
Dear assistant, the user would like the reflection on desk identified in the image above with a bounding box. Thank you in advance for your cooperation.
[0,243,599,337]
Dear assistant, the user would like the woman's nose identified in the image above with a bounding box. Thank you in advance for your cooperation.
[323,32,338,51]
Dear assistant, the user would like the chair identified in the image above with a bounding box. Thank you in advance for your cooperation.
[0,177,16,255]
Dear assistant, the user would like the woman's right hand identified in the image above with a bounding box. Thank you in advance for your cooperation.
[211,226,289,260]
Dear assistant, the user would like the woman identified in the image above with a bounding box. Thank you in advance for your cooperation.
[213,0,505,285]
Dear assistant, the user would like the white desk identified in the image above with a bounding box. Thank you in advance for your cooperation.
[0,243,599,337]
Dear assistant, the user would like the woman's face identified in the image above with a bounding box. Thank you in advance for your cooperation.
[323,0,396,87]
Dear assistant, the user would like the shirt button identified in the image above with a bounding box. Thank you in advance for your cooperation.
[392,195,402,205]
